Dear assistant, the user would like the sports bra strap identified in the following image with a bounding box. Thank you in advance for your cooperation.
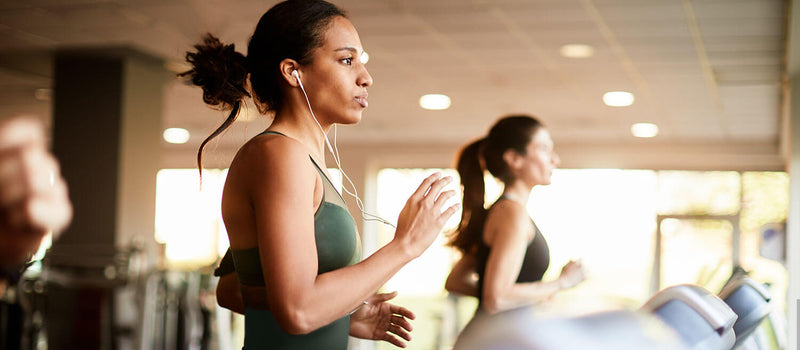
[259,130,346,208]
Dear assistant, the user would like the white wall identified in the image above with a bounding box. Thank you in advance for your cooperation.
[786,2,800,349]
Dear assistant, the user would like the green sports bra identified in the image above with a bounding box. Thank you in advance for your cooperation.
[225,131,362,350]
[231,130,361,286]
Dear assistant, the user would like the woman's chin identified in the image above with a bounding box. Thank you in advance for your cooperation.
[342,114,363,125]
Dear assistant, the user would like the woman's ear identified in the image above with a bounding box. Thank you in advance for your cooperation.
[503,149,522,170]
[279,59,301,87]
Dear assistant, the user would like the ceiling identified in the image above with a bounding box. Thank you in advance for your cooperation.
[0,0,790,170]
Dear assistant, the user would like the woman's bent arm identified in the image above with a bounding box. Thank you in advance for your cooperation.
[481,203,579,314]
[230,137,458,334]
[216,273,245,314]
[445,254,478,297]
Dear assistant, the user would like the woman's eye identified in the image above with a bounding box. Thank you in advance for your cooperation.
[342,57,353,65]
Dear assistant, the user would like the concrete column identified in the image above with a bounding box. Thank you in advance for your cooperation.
[46,48,166,350]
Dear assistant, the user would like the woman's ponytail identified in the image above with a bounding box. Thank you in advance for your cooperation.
[457,139,486,212]
[180,33,250,176]
[449,138,488,254]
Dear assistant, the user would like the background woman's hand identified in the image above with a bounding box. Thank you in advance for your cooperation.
[393,173,460,258]
[557,259,586,290]
[349,291,415,348]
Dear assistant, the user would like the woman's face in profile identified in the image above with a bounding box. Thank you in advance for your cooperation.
[516,128,560,186]
[298,16,373,126]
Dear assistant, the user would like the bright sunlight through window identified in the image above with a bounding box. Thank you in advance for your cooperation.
[372,168,788,350]
[155,169,228,269]
[155,168,343,269]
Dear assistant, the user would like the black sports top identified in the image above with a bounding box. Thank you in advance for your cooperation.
[475,197,550,305]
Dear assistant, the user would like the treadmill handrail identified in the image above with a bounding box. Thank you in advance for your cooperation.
[643,284,738,335]
[719,277,771,302]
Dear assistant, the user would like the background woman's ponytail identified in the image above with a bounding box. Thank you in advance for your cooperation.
[457,139,486,212]
[449,138,488,254]
[180,34,250,175]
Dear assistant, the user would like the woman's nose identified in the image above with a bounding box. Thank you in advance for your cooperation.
[358,66,373,87]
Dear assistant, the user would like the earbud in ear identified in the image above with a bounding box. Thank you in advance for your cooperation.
[292,70,300,84]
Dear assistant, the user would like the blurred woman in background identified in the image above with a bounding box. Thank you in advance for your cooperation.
[445,115,586,341]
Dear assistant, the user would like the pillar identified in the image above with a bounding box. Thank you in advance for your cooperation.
[45,48,166,350]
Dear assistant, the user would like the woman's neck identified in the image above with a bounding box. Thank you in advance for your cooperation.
[502,182,533,207]
[270,107,331,162]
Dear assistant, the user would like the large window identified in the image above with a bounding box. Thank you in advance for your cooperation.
[372,168,788,350]
[155,169,229,268]
[373,168,467,350]
[154,168,343,268]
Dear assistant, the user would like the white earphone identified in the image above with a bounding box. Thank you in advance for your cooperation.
[292,67,395,228]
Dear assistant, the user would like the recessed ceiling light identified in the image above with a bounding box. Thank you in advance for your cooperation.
[419,94,451,110]
[164,61,191,73]
[560,44,595,58]
[34,88,52,101]
[163,128,190,144]
[631,123,658,138]
[603,91,634,107]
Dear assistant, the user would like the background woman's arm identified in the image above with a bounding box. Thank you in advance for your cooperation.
[481,204,584,314]
[445,253,478,297]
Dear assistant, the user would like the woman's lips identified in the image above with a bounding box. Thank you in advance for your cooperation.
[355,95,368,108]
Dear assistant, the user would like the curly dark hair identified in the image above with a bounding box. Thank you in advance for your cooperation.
[180,0,347,174]
[183,34,249,109]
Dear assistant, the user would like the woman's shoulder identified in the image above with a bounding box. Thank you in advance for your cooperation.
[488,199,529,221]
[234,132,309,166]
[485,200,534,241]
[227,132,315,183]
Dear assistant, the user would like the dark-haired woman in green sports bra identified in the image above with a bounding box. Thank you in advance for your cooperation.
[182,1,460,348]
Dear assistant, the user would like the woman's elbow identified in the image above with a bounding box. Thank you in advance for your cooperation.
[216,289,244,314]
[216,275,245,314]
[445,273,477,297]
[481,295,502,315]
[273,306,316,335]
[444,277,459,294]
[482,302,501,315]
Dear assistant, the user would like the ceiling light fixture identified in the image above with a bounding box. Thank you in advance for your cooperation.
[560,44,595,58]
[360,51,370,64]
[164,61,191,73]
[163,128,190,144]
[419,94,451,110]
[631,123,658,138]
[34,88,52,101]
[603,91,634,107]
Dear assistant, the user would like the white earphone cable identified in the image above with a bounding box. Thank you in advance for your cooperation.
[296,73,396,228]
